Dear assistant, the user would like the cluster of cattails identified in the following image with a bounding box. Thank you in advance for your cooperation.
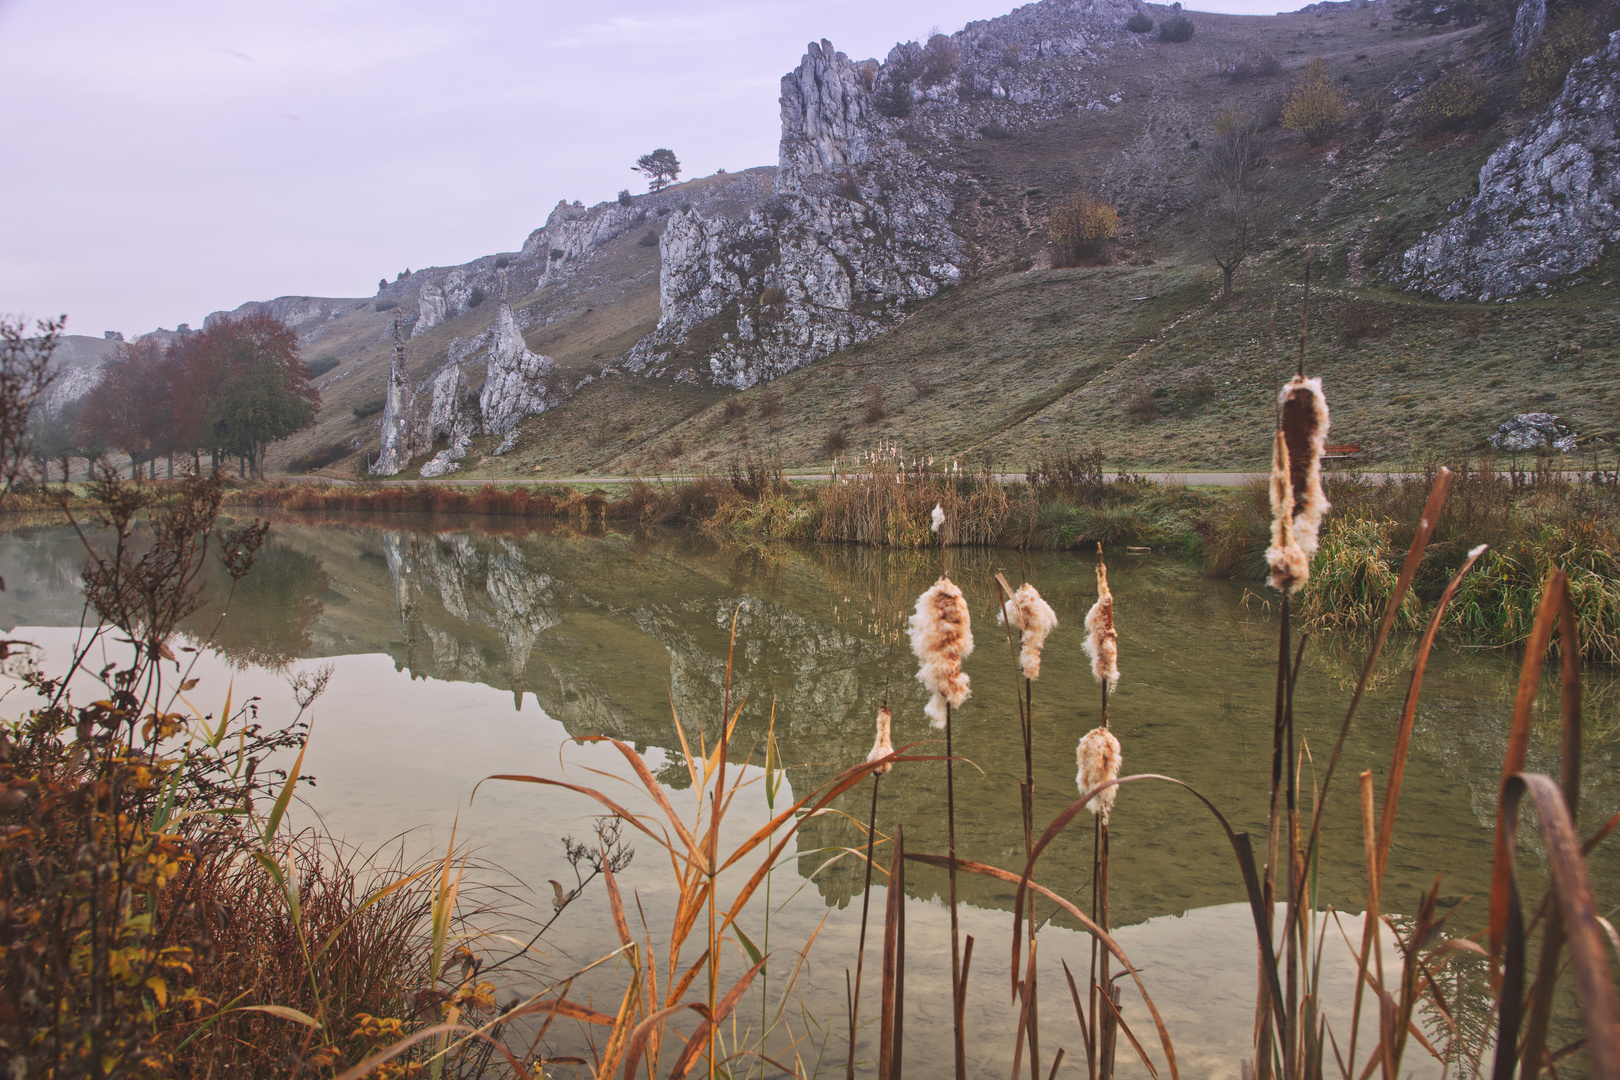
[1081,561,1120,693]
[999,583,1059,681]
[844,444,963,486]
[1268,375,1331,594]
[1077,551,1123,818]
[909,576,974,729]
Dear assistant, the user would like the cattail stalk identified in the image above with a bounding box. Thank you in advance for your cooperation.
[997,573,1058,1078]
[1080,544,1122,1080]
[847,707,893,1079]
[916,508,969,1080]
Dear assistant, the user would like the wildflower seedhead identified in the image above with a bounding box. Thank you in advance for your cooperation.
[998,583,1058,680]
[1076,726,1122,824]
[1267,375,1331,594]
[908,576,973,729]
[867,705,894,773]
[1082,561,1119,692]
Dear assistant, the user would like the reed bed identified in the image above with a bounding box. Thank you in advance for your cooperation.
[1206,460,1620,660]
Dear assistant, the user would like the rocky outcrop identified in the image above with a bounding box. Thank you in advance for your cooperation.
[625,39,967,389]
[1490,412,1578,452]
[1513,0,1548,58]
[203,295,369,333]
[1401,33,1620,301]
[479,296,561,444]
[372,318,421,476]
[625,0,1139,389]
[413,270,476,337]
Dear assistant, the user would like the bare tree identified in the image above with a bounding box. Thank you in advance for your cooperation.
[1201,185,1268,295]
[0,315,63,492]
[1198,107,1269,295]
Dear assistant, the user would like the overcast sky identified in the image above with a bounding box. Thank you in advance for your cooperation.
[0,0,1284,337]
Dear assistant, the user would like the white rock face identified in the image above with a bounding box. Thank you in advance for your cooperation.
[624,0,1137,389]
[479,300,561,440]
[413,270,473,337]
[1401,33,1620,301]
[1513,0,1548,58]
[372,320,420,476]
[626,38,966,389]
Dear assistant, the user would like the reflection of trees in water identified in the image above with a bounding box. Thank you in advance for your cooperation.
[181,542,328,669]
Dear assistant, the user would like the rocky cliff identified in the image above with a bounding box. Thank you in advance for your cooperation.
[1401,32,1620,301]
[624,0,1136,389]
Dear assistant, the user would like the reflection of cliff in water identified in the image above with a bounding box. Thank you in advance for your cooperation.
[1,520,1615,926]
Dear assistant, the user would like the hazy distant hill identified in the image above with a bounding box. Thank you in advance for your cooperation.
[117,0,1620,476]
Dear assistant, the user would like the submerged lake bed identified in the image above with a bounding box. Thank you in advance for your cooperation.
[2,517,1612,1076]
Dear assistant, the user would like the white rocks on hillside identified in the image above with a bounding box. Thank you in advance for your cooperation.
[479,296,562,439]
[625,38,967,389]
[1401,32,1620,301]
[372,318,422,476]
[623,0,1137,389]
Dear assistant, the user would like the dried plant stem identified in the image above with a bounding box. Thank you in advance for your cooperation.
[995,572,1042,1080]
[847,774,883,1080]
[946,701,966,1080]
[1095,680,1116,1080]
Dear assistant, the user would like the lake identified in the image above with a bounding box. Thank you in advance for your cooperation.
[2,517,1610,1077]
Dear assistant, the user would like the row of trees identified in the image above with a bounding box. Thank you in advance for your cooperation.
[34,313,320,482]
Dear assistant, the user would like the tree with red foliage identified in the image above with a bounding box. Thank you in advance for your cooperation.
[81,313,319,479]
[78,337,169,479]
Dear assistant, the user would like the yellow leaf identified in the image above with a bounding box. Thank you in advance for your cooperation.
[145,976,168,1008]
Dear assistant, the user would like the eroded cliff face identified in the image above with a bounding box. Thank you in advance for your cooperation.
[479,301,561,443]
[625,40,965,389]
[624,0,1137,389]
[372,319,421,476]
[1401,32,1620,301]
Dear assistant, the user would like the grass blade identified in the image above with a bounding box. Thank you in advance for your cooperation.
[1490,571,1566,965]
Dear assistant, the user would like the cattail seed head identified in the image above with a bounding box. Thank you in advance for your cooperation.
[908,576,973,729]
[1082,562,1119,692]
[1267,376,1331,594]
[867,705,894,773]
[998,583,1058,680]
[931,502,946,533]
[1076,726,1122,824]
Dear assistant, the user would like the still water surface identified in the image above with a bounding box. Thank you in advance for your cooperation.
[1,518,1613,1077]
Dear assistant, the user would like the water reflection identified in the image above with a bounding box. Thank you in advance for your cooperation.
[3,516,1612,1072]
[2,518,1614,925]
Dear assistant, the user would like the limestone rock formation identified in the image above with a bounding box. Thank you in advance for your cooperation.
[372,318,421,476]
[624,0,1137,388]
[1401,33,1620,301]
[625,39,966,389]
[412,270,475,337]
[479,298,561,442]
[1513,0,1548,58]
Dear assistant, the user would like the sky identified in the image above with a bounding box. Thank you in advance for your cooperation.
[0,0,1286,338]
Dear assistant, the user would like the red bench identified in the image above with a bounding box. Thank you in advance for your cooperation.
[1323,444,1361,460]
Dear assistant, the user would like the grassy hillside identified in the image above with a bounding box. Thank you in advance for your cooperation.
[272,4,1620,480]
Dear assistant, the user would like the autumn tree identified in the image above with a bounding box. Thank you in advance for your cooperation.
[633,148,681,193]
[31,399,85,487]
[1049,193,1119,267]
[1282,56,1350,146]
[81,313,319,480]
[186,313,319,477]
[79,336,168,479]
